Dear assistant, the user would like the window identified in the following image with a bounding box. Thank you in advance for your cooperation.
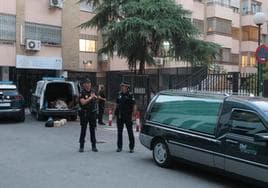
[80,1,95,12]
[250,55,256,67]
[262,34,268,45]
[242,0,262,15]
[242,26,258,41]
[232,27,240,40]
[149,95,222,134]
[207,17,231,35]
[207,0,231,7]
[216,48,231,62]
[25,22,62,45]
[242,0,250,15]
[0,13,16,42]
[241,55,248,67]
[193,19,204,33]
[79,39,96,52]
[230,110,266,136]
[231,54,239,64]
[251,1,261,14]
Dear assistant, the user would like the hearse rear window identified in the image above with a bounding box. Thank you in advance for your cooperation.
[149,95,222,135]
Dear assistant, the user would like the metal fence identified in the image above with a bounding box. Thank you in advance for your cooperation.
[105,68,258,112]
[175,72,257,96]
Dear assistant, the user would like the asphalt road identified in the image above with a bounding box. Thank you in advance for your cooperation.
[0,113,259,188]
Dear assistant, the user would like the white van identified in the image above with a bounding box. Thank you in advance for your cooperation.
[30,77,79,121]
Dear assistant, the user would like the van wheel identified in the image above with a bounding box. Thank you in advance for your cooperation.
[153,140,171,168]
[36,111,45,121]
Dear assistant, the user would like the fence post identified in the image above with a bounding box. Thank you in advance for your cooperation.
[232,72,239,94]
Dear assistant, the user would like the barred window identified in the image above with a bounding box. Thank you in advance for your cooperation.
[207,0,230,7]
[193,19,204,33]
[207,17,231,35]
[79,34,97,52]
[0,13,16,42]
[79,39,96,52]
[25,22,61,45]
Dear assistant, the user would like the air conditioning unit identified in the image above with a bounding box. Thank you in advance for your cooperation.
[26,39,41,51]
[49,0,63,8]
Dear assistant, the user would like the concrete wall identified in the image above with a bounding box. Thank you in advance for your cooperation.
[79,11,98,72]
[0,44,16,66]
[25,0,61,26]
[62,0,80,71]
[0,0,16,14]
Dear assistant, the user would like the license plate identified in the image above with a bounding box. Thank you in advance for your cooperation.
[0,103,10,107]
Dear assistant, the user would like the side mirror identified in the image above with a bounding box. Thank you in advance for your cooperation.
[254,133,268,142]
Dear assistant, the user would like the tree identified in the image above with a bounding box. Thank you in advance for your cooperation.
[80,0,220,74]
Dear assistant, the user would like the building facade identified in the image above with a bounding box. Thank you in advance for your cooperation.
[0,0,98,102]
[0,0,267,99]
[177,0,268,73]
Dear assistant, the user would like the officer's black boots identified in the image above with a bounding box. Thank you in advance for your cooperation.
[129,149,134,153]
[92,144,98,152]
[116,148,122,152]
[79,143,84,152]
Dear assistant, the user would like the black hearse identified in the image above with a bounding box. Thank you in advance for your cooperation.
[140,90,268,185]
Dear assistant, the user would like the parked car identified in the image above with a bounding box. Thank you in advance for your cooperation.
[0,81,25,122]
[140,90,268,186]
[30,77,79,121]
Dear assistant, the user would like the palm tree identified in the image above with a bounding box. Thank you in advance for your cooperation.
[80,0,220,74]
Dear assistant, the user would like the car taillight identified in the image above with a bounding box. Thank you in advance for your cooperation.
[15,95,24,100]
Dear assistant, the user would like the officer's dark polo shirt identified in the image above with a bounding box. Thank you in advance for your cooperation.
[79,89,97,112]
[116,91,135,116]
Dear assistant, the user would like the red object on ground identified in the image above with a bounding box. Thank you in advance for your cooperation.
[108,109,113,126]
[135,111,140,132]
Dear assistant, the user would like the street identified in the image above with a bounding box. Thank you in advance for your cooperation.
[0,113,259,188]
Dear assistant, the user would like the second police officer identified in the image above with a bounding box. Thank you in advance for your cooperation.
[78,78,98,152]
[115,81,136,153]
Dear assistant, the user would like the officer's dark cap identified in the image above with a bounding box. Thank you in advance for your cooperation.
[120,81,130,87]
[81,78,91,85]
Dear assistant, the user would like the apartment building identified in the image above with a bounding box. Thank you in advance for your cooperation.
[175,0,268,73]
[0,0,267,98]
[100,0,268,74]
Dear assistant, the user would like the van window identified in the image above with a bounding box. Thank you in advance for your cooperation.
[149,95,222,135]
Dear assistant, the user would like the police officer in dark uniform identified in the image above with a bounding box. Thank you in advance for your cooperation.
[78,78,98,152]
[115,81,136,153]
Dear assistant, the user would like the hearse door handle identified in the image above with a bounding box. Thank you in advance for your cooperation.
[226,139,239,145]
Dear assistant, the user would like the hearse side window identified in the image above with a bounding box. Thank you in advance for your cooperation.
[149,95,222,135]
[230,110,266,136]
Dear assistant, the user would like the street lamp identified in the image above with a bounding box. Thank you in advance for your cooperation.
[163,41,170,67]
[253,12,266,96]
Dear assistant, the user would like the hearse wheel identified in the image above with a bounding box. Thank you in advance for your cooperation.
[153,140,171,168]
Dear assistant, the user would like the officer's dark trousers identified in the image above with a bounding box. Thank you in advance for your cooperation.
[116,115,135,150]
[79,111,97,148]
[98,105,104,123]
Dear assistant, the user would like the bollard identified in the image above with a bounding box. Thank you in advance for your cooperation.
[135,111,140,132]
[108,109,113,126]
